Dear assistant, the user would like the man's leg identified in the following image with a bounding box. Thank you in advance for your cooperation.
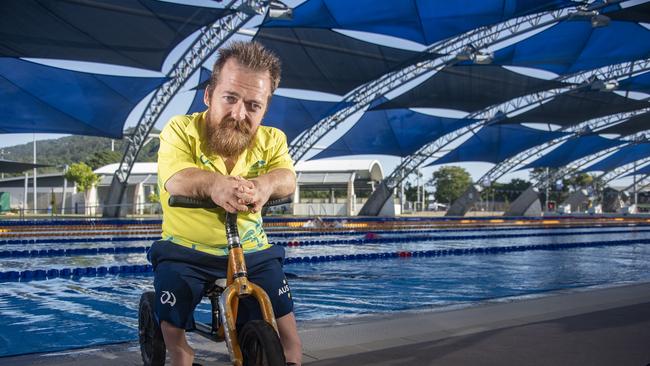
[161,321,194,366]
[277,312,302,366]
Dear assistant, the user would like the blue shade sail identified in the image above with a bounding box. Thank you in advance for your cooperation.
[605,1,650,23]
[186,67,349,142]
[503,89,650,126]
[493,20,650,75]
[430,124,568,166]
[618,71,650,95]
[253,27,435,95]
[0,0,233,71]
[594,111,650,137]
[0,58,166,138]
[371,65,567,113]
[187,68,212,114]
[623,163,650,177]
[521,135,626,169]
[264,0,574,45]
[313,108,476,159]
[262,96,351,142]
[582,142,650,173]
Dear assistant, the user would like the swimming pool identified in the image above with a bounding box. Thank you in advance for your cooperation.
[1,221,650,357]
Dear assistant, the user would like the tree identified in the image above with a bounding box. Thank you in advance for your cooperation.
[487,178,531,202]
[64,163,99,192]
[431,166,472,204]
[85,150,122,170]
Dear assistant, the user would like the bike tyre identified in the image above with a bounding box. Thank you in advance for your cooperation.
[139,291,166,366]
[238,320,286,366]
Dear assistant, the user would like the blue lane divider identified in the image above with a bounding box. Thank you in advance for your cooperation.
[283,238,650,265]
[266,223,650,238]
[0,264,153,282]
[0,246,150,258]
[5,226,650,247]
[274,228,650,247]
[4,227,650,257]
[0,236,161,246]
[3,238,650,282]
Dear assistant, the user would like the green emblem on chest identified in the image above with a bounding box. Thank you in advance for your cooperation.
[247,159,267,176]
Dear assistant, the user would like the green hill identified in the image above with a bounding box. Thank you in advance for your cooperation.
[1,130,160,176]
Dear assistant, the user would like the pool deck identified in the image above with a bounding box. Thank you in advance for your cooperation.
[3,281,650,366]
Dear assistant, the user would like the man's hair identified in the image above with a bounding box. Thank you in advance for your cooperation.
[207,41,281,96]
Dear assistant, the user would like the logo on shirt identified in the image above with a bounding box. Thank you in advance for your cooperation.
[199,154,211,166]
[248,160,267,176]
[160,291,177,306]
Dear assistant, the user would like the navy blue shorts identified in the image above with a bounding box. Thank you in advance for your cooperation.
[149,240,294,331]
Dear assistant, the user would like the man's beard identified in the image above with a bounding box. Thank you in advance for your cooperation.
[205,116,256,158]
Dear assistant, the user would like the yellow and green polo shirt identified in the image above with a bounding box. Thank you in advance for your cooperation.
[157,111,295,256]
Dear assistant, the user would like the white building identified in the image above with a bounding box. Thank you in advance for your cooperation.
[293,159,384,216]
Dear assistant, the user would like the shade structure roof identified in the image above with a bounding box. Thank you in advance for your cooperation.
[521,135,626,169]
[623,162,650,178]
[581,142,650,173]
[0,0,233,71]
[187,68,212,114]
[0,160,50,173]
[618,71,650,95]
[502,89,650,126]
[594,111,650,136]
[253,27,434,95]
[0,58,166,138]
[263,0,574,46]
[313,107,476,159]
[371,65,567,113]
[429,124,568,166]
[606,1,650,23]
[186,68,350,142]
[492,20,650,75]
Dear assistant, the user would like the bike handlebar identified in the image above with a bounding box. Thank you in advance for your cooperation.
[168,196,293,209]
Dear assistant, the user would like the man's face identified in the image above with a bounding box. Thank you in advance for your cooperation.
[203,58,272,158]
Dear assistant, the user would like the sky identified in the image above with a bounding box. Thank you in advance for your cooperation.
[1,0,647,188]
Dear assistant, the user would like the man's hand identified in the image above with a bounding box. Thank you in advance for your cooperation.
[209,175,255,213]
[235,177,272,213]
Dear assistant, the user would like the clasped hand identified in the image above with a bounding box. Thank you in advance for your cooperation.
[209,175,270,214]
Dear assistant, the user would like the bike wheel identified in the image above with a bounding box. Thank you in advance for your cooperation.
[139,291,166,366]
[238,320,286,366]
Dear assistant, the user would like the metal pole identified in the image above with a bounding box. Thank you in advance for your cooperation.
[23,172,28,213]
[33,134,37,215]
[633,160,638,205]
[61,165,68,214]
[545,167,550,212]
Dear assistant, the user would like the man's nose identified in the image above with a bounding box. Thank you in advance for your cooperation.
[231,101,247,121]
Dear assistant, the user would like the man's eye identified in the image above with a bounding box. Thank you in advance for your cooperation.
[224,96,237,103]
[250,103,262,111]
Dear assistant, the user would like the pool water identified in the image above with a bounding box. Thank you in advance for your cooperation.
[1,226,650,356]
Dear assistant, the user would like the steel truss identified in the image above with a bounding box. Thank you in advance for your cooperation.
[288,4,593,161]
[383,57,650,193]
[103,0,267,217]
[597,135,650,184]
[481,106,650,187]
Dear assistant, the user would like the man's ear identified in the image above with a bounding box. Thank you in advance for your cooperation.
[203,88,211,107]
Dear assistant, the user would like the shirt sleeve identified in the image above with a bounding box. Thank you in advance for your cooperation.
[266,128,295,174]
[157,117,197,193]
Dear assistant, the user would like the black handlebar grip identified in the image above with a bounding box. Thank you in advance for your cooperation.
[168,196,293,209]
[168,196,218,209]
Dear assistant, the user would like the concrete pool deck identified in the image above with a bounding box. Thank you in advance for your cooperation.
[3,281,650,365]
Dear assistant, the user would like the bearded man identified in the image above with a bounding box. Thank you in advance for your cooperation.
[150,41,301,366]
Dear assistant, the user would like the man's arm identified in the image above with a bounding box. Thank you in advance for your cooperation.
[166,168,253,213]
